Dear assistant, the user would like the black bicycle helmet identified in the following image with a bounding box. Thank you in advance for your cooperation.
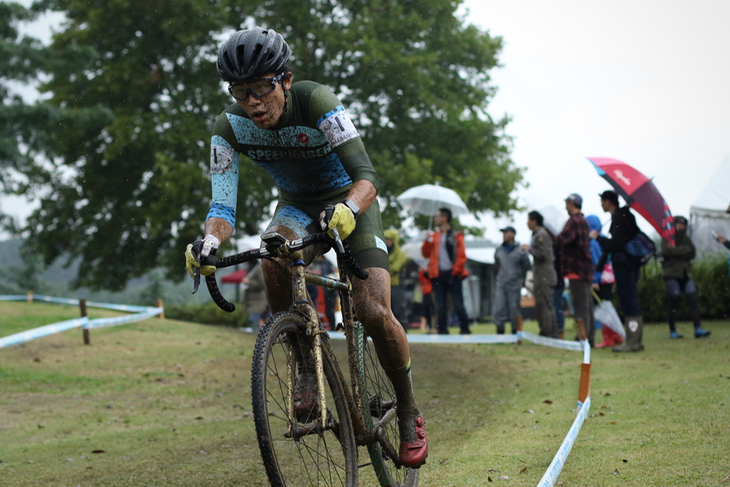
[217,27,291,82]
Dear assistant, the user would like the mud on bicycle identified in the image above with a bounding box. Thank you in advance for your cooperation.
[194,230,420,487]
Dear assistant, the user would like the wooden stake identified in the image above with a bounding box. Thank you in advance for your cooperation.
[80,299,90,345]
[156,298,165,319]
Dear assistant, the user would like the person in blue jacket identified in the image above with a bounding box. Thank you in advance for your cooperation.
[586,215,622,348]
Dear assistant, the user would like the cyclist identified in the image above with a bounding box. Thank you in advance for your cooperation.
[185,27,428,468]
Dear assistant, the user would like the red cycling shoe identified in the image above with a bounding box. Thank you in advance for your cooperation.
[399,414,428,468]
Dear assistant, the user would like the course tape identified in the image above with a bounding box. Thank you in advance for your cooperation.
[517,331,585,352]
[324,330,585,351]
[0,295,163,349]
[0,295,29,301]
[537,396,591,487]
[0,317,88,349]
[85,308,163,330]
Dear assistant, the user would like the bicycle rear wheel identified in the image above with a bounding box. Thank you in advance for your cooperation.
[251,312,358,487]
[356,324,419,487]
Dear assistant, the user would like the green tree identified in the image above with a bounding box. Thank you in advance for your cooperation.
[0,1,45,232]
[16,0,238,290]
[15,0,522,291]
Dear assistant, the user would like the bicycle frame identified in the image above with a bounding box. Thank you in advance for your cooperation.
[288,250,377,449]
[204,232,409,478]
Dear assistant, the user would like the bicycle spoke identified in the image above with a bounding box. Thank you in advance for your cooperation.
[252,312,357,487]
[358,329,419,486]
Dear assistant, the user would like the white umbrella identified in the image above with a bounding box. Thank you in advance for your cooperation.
[396,182,469,217]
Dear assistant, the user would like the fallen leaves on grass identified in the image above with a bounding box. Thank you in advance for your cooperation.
[543,399,553,404]
[91,450,105,454]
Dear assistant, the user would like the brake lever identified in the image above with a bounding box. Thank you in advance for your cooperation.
[192,267,201,294]
[331,228,345,254]
[192,253,218,294]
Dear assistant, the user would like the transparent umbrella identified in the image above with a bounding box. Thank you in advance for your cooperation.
[396,182,469,220]
[397,182,469,229]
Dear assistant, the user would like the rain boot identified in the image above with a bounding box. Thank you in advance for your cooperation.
[596,324,623,348]
[613,316,644,352]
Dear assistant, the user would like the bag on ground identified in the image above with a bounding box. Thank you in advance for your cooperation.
[594,300,626,339]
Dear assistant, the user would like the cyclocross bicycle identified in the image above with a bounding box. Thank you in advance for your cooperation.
[198,230,419,487]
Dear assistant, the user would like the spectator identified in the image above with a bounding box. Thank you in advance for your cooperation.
[521,211,558,337]
[554,194,596,347]
[494,226,532,335]
[385,229,409,331]
[243,261,268,332]
[421,208,471,335]
[586,214,622,348]
[590,190,643,352]
[553,239,566,338]
[661,216,711,338]
[417,267,435,333]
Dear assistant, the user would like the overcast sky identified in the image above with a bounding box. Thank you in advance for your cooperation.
[460,0,730,241]
[5,1,730,242]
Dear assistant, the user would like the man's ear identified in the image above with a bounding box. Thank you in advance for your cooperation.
[282,71,293,91]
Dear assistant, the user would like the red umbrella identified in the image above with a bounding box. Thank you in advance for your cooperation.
[587,157,675,244]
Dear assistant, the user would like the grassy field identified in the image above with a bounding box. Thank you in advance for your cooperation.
[1,301,729,486]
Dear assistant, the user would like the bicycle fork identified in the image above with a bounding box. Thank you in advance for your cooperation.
[286,258,331,436]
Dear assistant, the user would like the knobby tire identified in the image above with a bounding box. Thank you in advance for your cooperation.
[356,324,419,487]
[251,312,358,487]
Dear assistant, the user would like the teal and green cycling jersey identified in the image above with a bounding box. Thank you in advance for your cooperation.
[206,80,388,268]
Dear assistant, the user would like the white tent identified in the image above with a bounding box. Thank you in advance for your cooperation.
[689,155,730,254]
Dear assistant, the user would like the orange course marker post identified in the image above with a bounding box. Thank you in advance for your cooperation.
[575,318,591,403]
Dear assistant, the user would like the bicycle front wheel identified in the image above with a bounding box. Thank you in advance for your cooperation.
[251,312,358,487]
[356,324,419,487]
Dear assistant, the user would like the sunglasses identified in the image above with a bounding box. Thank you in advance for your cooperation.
[228,73,285,101]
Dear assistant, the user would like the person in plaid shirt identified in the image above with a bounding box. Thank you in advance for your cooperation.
[554,193,596,347]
